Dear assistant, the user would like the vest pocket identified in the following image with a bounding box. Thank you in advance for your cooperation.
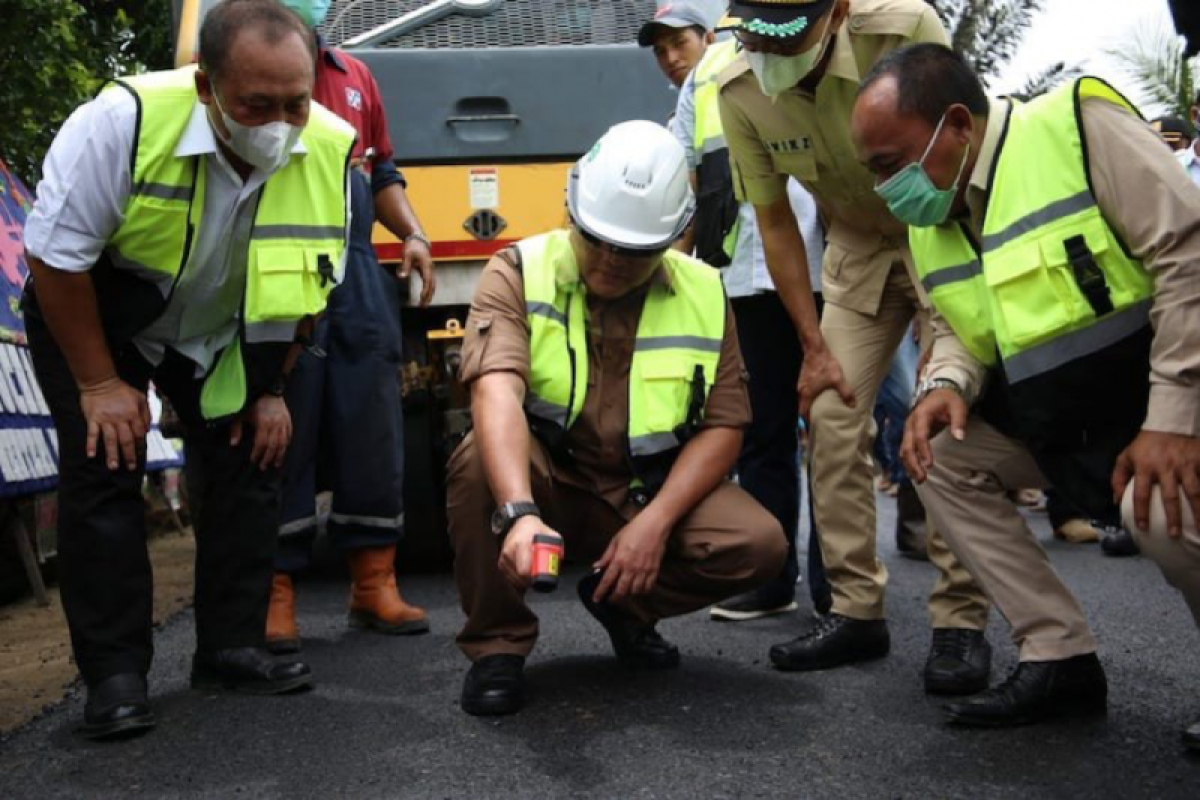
[985,239,1090,350]
[636,358,691,435]
[249,246,331,322]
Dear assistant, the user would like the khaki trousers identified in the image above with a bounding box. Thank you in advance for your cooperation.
[1123,485,1200,629]
[918,416,1098,661]
[446,432,787,661]
[810,263,988,627]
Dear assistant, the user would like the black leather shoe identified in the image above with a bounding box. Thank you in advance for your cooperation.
[79,674,155,741]
[710,586,798,621]
[1183,719,1200,751]
[943,653,1107,727]
[769,613,890,671]
[461,654,526,716]
[1100,526,1140,557]
[577,571,681,669]
[190,647,313,695]
[924,628,992,696]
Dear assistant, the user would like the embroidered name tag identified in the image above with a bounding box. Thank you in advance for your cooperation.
[766,137,812,154]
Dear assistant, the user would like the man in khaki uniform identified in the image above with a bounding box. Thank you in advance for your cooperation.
[447,121,786,717]
[717,0,990,692]
[851,44,1200,738]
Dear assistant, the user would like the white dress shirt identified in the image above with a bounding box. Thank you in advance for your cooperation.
[25,88,345,376]
[1176,142,1200,187]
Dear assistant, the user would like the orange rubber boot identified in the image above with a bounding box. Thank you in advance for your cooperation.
[347,546,430,635]
[265,573,301,654]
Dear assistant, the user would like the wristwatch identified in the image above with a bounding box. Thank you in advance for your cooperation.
[490,501,541,538]
[912,377,962,409]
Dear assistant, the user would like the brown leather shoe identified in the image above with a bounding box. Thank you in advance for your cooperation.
[266,572,301,654]
[347,545,430,635]
[1053,518,1100,544]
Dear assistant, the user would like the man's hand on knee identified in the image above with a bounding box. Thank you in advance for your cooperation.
[1113,430,1200,538]
[79,376,151,471]
[902,389,968,484]
[591,512,669,605]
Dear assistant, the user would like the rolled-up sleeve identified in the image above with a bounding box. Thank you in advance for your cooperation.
[1082,99,1200,436]
[23,89,136,272]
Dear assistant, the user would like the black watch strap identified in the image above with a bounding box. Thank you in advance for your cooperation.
[493,501,540,537]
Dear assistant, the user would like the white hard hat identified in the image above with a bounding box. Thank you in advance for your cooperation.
[567,120,695,251]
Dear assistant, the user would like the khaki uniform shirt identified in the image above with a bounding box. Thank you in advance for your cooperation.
[459,245,752,510]
[717,0,947,316]
[926,98,1200,437]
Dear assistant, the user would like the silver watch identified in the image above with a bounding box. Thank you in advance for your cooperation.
[912,377,962,409]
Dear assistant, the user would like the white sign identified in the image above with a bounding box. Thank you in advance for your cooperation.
[468,168,500,210]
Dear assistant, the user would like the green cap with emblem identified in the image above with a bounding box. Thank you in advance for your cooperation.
[717,0,835,39]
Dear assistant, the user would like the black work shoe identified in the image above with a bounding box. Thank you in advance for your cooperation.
[1100,526,1140,557]
[1183,719,1200,751]
[461,654,526,717]
[710,587,798,621]
[769,613,890,671]
[79,674,156,741]
[943,653,1107,727]
[577,571,681,669]
[924,628,992,696]
[190,647,313,695]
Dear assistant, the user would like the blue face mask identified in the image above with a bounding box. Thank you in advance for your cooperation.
[282,0,331,28]
[875,112,970,228]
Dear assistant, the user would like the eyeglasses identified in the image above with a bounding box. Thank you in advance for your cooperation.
[577,226,667,261]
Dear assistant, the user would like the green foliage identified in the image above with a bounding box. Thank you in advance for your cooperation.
[1105,18,1196,119]
[927,0,1044,86]
[0,0,173,185]
[1010,61,1084,102]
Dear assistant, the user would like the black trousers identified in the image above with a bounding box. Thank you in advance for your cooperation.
[27,313,282,687]
[732,292,827,606]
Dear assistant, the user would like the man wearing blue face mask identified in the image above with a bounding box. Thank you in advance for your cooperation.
[20,0,355,739]
[853,44,1200,738]
[717,0,992,693]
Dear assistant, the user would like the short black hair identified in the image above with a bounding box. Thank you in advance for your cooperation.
[859,43,989,127]
[199,0,314,80]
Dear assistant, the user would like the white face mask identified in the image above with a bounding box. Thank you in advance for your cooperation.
[744,12,834,97]
[211,91,303,173]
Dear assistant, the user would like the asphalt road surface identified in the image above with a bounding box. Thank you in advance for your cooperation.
[1,498,1198,798]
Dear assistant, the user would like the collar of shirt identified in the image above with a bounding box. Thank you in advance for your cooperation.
[825,24,861,84]
[963,97,1012,226]
[316,33,349,73]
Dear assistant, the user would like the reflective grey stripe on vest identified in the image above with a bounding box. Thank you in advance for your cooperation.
[982,190,1094,253]
[524,392,570,427]
[922,259,981,293]
[634,336,723,354]
[106,248,176,298]
[527,301,567,326]
[245,320,299,344]
[697,134,728,158]
[629,430,681,457]
[1002,299,1151,383]
[133,181,193,202]
[328,511,404,530]
[252,224,344,241]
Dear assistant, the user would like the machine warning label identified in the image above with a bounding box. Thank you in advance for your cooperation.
[469,168,500,210]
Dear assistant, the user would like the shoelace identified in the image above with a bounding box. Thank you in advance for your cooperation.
[800,614,842,641]
[932,629,973,661]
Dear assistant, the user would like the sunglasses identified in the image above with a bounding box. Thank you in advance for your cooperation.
[577,226,668,261]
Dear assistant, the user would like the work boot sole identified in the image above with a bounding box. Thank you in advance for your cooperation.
[924,672,990,697]
[189,671,313,696]
[710,601,799,622]
[265,637,302,655]
[78,712,156,741]
[461,691,525,717]
[347,610,430,635]
[943,698,1107,728]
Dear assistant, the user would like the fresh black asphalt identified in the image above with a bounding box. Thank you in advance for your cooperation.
[1,498,1198,798]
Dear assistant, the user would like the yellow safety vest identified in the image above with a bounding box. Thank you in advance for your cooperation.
[520,230,726,496]
[909,77,1153,384]
[692,40,742,267]
[100,66,354,418]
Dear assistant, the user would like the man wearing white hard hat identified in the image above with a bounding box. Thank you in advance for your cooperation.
[445,120,786,716]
